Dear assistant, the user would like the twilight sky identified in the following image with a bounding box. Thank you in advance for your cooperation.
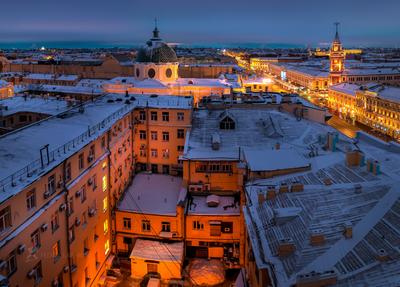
[0,0,399,47]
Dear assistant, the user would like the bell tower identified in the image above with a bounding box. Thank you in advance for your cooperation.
[329,22,345,85]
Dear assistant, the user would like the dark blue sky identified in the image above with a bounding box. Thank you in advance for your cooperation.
[1,0,399,47]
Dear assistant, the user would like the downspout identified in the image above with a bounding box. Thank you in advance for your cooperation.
[62,160,73,287]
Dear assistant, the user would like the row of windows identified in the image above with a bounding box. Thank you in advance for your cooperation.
[139,129,185,140]
[123,218,171,232]
[138,111,185,122]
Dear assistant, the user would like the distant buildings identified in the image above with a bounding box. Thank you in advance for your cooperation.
[250,25,400,92]
[0,80,13,99]
[328,83,400,140]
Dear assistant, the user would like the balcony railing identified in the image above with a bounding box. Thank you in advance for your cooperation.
[0,104,132,194]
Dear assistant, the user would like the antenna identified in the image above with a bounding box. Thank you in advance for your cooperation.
[334,22,340,33]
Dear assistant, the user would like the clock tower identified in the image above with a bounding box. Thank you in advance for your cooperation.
[329,23,345,85]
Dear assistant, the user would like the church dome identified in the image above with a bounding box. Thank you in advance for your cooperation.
[136,26,178,63]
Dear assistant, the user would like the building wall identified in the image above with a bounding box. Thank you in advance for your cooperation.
[0,82,13,99]
[133,107,192,175]
[115,207,184,255]
[182,160,242,193]
[0,112,51,135]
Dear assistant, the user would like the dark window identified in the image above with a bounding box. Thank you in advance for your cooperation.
[139,130,146,140]
[142,220,151,232]
[220,116,235,130]
[162,132,169,141]
[136,68,140,77]
[148,68,156,78]
[177,129,184,139]
[161,222,171,232]
[139,110,146,121]
[151,111,158,121]
[123,218,131,229]
[166,68,172,78]
[162,112,169,122]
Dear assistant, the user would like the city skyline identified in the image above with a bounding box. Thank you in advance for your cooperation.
[1,0,400,48]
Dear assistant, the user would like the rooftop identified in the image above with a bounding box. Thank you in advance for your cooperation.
[329,83,361,97]
[130,239,184,262]
[182,108,333,161]
[117,173,186,216]
[0,95,72,117]
[187,195,240,216]
[0,94,192,203]
[244,134,400,286]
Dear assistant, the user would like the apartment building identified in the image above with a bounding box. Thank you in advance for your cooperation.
[0,93,191,287]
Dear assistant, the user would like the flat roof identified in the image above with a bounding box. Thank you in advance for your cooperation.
[329,83,361,96]
[130,239,184,262]
[117,173,185,216]
[187,195,240,216]
[243,148,310,172]
[0,95,72,116]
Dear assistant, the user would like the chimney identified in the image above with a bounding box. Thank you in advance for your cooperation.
[278,238,296,257]
[291,182,304,192]
[279,183,289,193]
[266,186,276,200]
[343,221,352,239]
[275,142,281,150]
[257,192,265,205]
[310,229,325,246]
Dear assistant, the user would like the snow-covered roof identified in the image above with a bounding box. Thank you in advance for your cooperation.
[0,80,11,88]
[182,108,334,161]
[0,95,72,116]
[243,148,310,172]
[117,173,185,216]
[187,195,240,216]
[130,239,184,262]
[244,141,400,286]
[329,83,361,96]
[366,85,400,104]
[0,94,192,203]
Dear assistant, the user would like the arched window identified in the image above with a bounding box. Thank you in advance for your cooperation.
[220,116,235,130]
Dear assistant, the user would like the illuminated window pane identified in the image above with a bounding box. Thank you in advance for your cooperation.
[102,176,107,192]
[103,197,108,213]
[103,219,108,234]
[104,240,110,255]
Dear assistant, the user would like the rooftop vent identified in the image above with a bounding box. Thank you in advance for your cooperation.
[354,184,362,194]
[343,221,353,239]
[257,191,265,205]
[291,182,304,192]
[310,229,325,246]
[279,183,289,193]
[206,194,220,207]
[211,132,221,150]
[296,270,337,286]
[278,238,296,257]
[376,249,389,262]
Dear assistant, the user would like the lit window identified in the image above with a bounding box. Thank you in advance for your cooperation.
[52,241,61,260]
[102,176,107,192]
[102,161,107,170]
[103,197,108,213]
[104,240,110,255]
[104,219,108,234]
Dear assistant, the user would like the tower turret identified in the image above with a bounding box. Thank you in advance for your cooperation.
[329,22,345,85]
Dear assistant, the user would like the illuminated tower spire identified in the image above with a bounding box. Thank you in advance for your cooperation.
[329,22,345,85]
[334,22,340,43]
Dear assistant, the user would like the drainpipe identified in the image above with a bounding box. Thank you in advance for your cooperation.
[62,160,73,287]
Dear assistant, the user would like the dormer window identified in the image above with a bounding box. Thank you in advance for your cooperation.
[220,116,235,130]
